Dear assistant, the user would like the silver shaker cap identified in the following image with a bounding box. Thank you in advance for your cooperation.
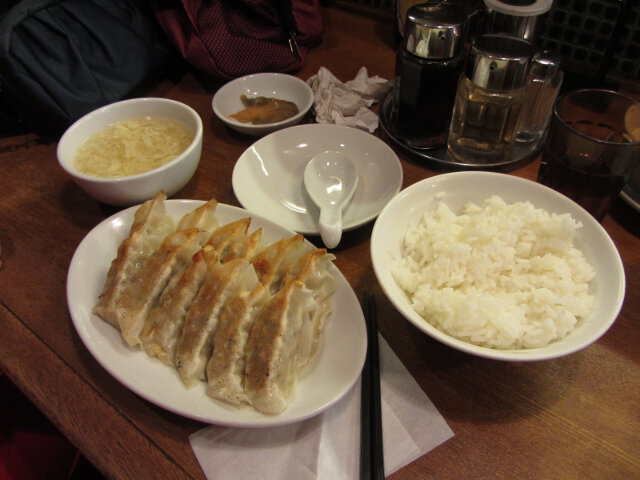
[403,3,468,60]
[466,34,532,89]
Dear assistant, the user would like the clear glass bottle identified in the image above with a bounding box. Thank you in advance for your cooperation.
[391,3,468,149]
[447,34,532,163]
[515,51,563,144]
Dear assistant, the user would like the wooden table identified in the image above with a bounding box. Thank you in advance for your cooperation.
[1,6,638,480]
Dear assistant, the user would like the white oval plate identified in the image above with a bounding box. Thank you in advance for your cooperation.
[371,171,626,362]
[232,124,403,235]
[67,200,367,427]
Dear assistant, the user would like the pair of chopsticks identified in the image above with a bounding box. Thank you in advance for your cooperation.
[360,291,385,480]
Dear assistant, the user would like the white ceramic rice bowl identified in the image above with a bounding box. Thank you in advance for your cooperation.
[371,171,626,361]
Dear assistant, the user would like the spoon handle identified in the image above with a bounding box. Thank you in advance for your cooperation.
[319,207,343,249]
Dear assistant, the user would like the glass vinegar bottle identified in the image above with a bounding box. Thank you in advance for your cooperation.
[448,76,527,161]
[447,34,532,163]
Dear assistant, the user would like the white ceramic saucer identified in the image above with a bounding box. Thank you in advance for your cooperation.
[232,124,403,235]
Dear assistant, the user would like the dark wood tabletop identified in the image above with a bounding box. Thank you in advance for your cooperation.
[1,6,639,480]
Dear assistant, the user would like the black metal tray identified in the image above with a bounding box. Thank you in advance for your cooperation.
[378,91,542,170]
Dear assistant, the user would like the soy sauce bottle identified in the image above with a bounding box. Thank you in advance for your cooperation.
[391,3,468,149]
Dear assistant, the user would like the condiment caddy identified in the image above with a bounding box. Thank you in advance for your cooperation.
[385,0,562,168]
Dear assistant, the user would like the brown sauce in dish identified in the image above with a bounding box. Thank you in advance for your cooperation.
[230,95,299,125]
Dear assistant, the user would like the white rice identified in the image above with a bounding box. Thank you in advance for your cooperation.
[392,195,595,350]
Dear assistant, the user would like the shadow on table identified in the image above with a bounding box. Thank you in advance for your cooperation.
[609,195,639,238]
[378,310,581,426]
[0,374,106,480]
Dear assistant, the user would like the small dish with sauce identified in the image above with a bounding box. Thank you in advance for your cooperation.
[212,73,314,136]
[57,97,203,206]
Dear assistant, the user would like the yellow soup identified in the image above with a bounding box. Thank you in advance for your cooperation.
[74,117,194,178]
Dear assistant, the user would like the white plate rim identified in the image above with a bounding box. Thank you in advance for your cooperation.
[67,200,367,427]
[371,171,626,362]
[232,124,404,235]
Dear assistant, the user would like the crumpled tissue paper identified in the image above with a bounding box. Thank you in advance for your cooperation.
[190,336,454,480]
[306,66,392,133]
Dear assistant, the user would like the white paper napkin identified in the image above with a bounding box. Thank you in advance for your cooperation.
[306,66,392,133]
[190,336,454,479]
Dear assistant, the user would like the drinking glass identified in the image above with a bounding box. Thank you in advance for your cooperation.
[538,89,640,221]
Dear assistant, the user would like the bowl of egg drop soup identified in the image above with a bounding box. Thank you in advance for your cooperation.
[57,97,203,206]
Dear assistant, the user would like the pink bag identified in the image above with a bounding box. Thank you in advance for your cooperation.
[150,0,324,79]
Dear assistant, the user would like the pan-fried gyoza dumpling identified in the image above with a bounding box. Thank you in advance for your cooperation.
[224,228,263,262]
[94,191,174,328]
[175,258,259,388]
[206,218,251,260]
[206,249,337,408]
[206,283,270,405]
[112,228,209,346]
[140,218,256,364]
[204,236,311,405]
[243,281,316,414]
[251,234,312,292]
[177,198,219,232]
[139,218,259,364]
[244,249,336,414]
[280,249,336,364]
[139,245,220,364]
[207,245,331,408]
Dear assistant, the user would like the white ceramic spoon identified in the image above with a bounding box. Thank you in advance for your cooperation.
[304,150,358,249]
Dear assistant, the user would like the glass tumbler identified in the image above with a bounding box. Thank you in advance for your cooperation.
[537,89,640,221]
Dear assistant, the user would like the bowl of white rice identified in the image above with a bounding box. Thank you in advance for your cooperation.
[371,171,625,361]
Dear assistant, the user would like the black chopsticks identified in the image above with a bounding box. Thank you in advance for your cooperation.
[360,291,385,480]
